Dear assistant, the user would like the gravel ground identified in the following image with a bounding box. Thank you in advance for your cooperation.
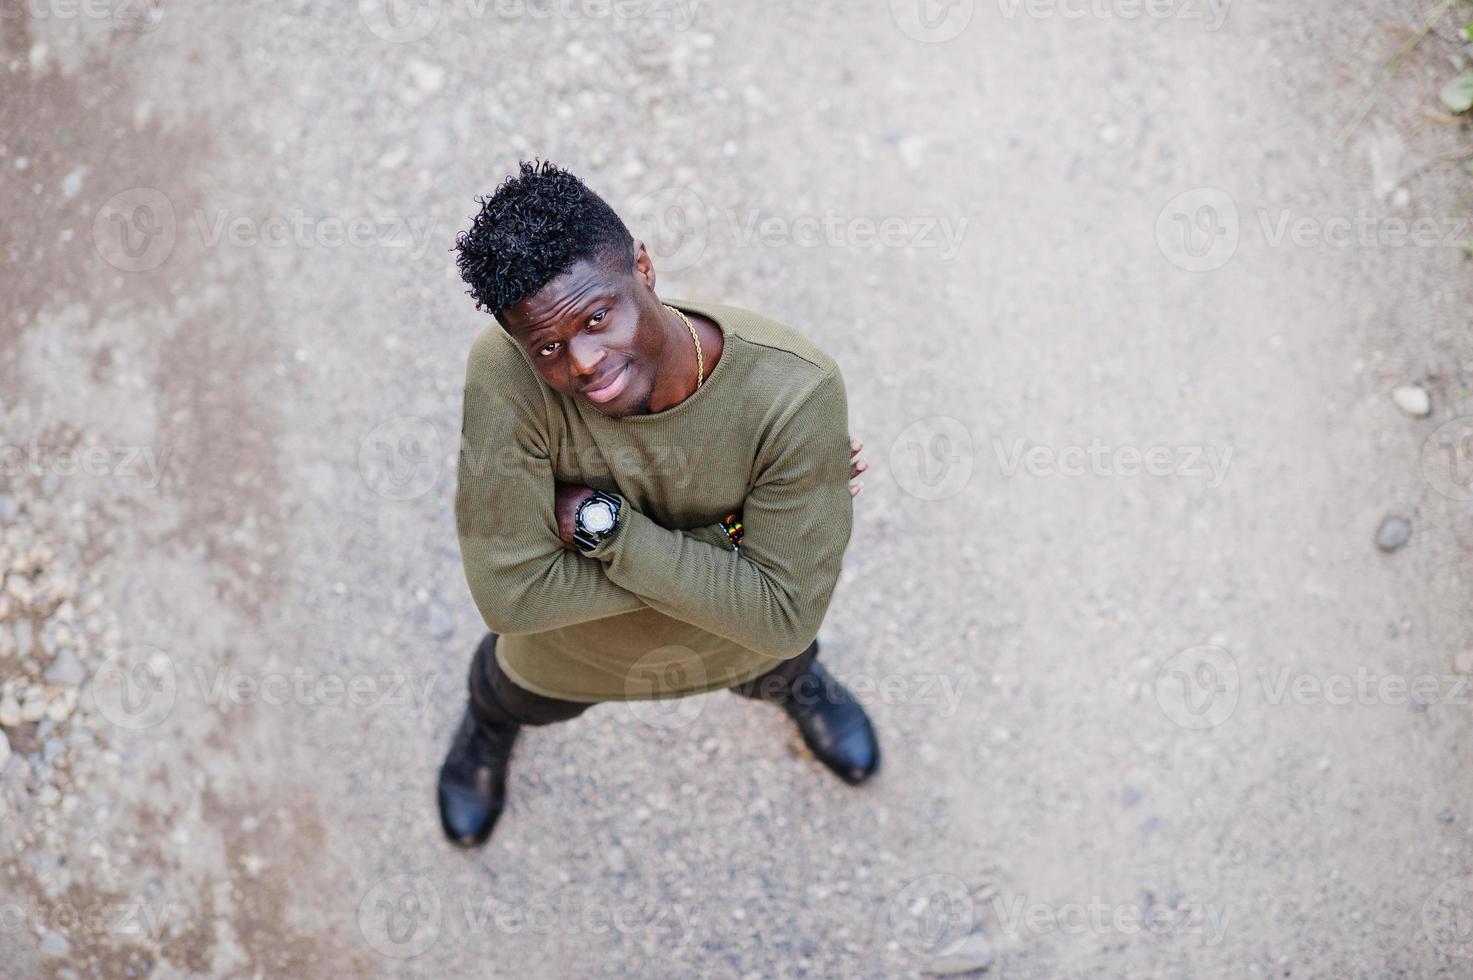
[3,1,1473,977]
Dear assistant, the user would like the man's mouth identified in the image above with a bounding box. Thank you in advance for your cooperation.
[582,364,630,404]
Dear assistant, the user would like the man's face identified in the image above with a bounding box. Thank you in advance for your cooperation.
[496,243,666,419]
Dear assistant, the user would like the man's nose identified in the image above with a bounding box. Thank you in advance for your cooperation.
[567,333,606,379]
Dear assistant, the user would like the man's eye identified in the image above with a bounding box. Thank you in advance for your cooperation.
[589,311,607,327]
[538,342,559,357]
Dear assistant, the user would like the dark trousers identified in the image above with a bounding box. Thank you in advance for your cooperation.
[467,632,822,728]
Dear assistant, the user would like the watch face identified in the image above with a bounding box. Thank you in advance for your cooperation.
[581,500,615,533]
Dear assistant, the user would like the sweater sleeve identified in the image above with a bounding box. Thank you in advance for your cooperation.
[455,331,649,635]
[582,368,854,660]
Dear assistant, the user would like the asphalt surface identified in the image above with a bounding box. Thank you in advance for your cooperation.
[3,1,1473,977]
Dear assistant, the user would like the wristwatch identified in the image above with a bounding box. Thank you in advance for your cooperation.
[572,489,622,554]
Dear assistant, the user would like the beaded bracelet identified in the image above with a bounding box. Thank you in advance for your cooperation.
[720,512,744,553]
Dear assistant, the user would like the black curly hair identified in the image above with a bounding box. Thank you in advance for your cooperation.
[454,160,636,317]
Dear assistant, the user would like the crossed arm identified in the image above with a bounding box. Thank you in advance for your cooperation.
[551,440,867,547]
[456,358,865,657]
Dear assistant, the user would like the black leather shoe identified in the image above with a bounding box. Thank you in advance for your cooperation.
[437,702,520,848]
[781,661,880,785]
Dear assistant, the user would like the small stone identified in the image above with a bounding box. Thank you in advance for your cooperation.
[6,575,31,605]
[1439,809,1456,824]
[1390,186,1410,208]
[13,621,32,658]
[1375,515,1411,552]
[45,694,73,723]
[0,694,20,728]
[37,784,60,807]
[1121,785,1142,807]
[42,737,64,764]
[898,136,927,172]
[20,690,47,722]
[919,930,993,974]
[1391,385,1431,418]
[608,846,627,872]
[0,730,9,768]
[426,601,453,641]
[44,647,85,687]
[38,930,68,958]
[406,59,445,94]
[60,168,84,199]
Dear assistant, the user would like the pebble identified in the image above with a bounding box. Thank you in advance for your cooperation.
[608,846,627,873]
[0,730,9,768]
[1391,385,1431,418]
[42,738,64,764]
[0,694,20,728]
[406,59,446,94]
[45,693,74,723]
[7,574,32,605]
[14,621,32,658]
[44,647,85,687]
[21,690,48,723]
[919,931,993,974]
[426,601,453,641]
[1375,515,1411,552]
[38,931,69,958]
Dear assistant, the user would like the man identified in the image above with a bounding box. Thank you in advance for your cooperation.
[439,160,879,849]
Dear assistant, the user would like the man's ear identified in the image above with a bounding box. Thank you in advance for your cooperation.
[630,239,656,292]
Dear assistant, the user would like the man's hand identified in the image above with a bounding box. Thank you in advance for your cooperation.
[554,481,598,547]
[849,436,868,497]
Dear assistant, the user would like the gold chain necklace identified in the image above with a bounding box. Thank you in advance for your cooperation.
[664,303,703,391]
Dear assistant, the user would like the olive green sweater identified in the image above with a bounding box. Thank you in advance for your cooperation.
[454,297,854,703]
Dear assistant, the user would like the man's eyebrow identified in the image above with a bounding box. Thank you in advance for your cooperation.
[523,293,613,346]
